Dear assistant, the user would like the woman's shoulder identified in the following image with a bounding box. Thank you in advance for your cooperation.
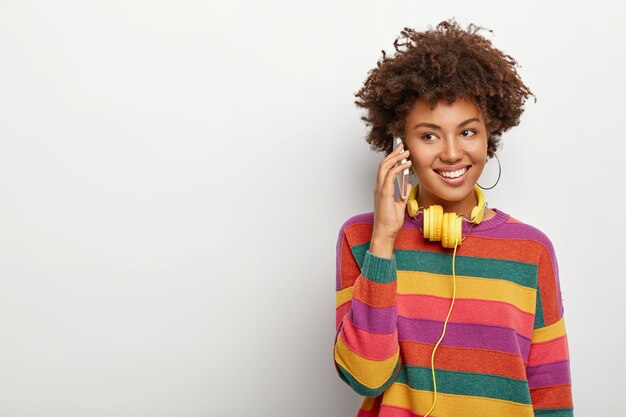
[492,208,557,255]
[338,211,374,230]
[336,211,375,244]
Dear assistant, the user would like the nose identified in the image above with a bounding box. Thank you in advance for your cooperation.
[440,136,463,162]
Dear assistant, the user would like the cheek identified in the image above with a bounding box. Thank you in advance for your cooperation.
[469,140,488,162]
[411,158,432,173]
[472,162,486,177]
[408,146,435,167]
[470,156,488,177]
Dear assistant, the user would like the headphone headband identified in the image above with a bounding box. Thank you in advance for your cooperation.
[406,184,487,248]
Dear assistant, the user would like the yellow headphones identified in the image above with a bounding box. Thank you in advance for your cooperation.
[406,183,487,248]
[404,183,487,417]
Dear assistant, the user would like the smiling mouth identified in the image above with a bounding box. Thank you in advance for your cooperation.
[434,166,470,179]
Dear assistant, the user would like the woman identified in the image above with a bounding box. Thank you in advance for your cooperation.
[333,19,574,417]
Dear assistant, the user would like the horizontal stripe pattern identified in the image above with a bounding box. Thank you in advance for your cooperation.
[530,384,574,410]
[399,340,527,380]
[395,365,532,403]
[340,318,399,360]
[335,336,400,389]
[528,336,569,366]
[398,293,535,338]
[532,317,567,343]
[397,270,537,314]
[527,317,572,411]
[350,298,397,334]
[334,248,401,397]
[397,316,531,357]
[352,244,539,288]
[382,382,534,417]
[334,209,573,416]
[526,361,571,388]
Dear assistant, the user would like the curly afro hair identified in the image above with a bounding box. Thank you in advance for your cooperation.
[354,18,536,158]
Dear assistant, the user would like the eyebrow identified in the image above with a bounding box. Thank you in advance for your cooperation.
[413,118,480,130]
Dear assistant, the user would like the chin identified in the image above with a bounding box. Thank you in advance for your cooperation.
[428,180,476,202]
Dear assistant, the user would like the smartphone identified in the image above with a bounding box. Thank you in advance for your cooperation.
[393,137,410,200]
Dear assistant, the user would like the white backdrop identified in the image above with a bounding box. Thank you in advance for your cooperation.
[0,1,623,416]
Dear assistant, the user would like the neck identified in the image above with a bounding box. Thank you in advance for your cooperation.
[417,187,479,219]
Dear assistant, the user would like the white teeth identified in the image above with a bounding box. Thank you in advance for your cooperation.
[438,167,467,179]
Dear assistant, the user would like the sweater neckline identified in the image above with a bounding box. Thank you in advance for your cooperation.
[404,207,510,233]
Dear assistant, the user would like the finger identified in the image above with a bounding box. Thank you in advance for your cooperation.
[400,180,412,202]
[383,160,412,197]
[377,148,410,192]
[383,141,408,163]
[377,144,404,190]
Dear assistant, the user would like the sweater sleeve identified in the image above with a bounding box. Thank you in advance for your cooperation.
[526,238,574,416]
[333,221,401,397]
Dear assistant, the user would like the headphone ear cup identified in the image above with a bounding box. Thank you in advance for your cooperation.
[422,206,435,242]
[433,205,443,242]
[411,184,484,248]
[441,213,450,248]
[441,212,463,249]
[430,205,442,242]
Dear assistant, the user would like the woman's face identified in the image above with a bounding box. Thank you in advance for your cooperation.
[403,96,489,209]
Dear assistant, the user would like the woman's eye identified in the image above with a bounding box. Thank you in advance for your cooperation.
[462,129,476,137]
[422,133,437,141]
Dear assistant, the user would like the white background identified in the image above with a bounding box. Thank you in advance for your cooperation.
[0,1,623,416]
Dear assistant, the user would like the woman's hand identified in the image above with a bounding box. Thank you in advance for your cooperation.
[372,143,413,242]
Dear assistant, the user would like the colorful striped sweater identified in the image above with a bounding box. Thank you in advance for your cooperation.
[334,208,573,417]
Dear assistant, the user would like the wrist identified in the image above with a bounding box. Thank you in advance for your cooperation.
[370,234,396,259]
